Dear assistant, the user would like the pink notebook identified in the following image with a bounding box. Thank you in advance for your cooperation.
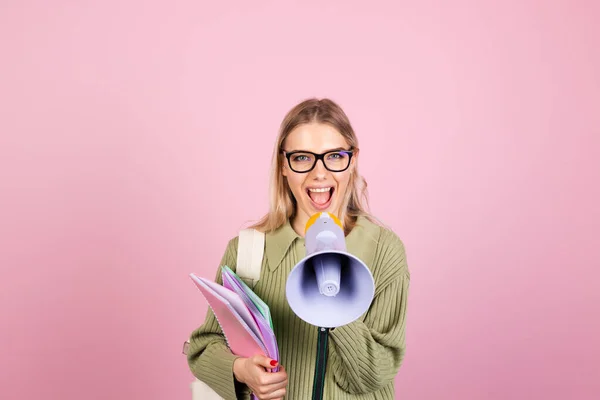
[190,274,266,358]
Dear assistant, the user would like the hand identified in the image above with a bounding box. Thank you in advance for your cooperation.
[233,355,288,399]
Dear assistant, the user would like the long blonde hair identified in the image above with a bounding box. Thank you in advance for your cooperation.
[250,98,373,235]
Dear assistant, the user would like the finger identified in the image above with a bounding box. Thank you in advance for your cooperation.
[270,364,285,374]
[260,378,288,393]
[254,370,287,387]
[256,386,287,400]
[251,354,278,369]
[273,365,285,375]
[267,388,286,400]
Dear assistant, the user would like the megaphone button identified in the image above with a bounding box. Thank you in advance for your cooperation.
[319,279,340,296]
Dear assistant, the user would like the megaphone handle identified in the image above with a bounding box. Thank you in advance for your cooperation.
[312,327,330,400]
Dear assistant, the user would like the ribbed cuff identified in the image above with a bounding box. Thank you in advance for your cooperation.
[193,343,248,400]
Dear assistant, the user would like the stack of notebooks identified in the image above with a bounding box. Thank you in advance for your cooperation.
[190,266,279,373]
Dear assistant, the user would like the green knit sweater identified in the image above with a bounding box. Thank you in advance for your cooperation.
[187,216,410,399]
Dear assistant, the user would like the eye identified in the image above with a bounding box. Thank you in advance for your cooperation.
[327,151,347,160]
[292,154,312,162]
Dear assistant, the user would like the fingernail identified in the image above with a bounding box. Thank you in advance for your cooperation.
[270,360,278,366]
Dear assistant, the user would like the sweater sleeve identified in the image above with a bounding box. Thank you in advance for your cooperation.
[328,229,410,394]
[186,237,252,400]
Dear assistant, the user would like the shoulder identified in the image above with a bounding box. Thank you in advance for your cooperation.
[218,235,240,271]
[378,224,407,260]
[355,215,410,281]
[225,235,240,253]
[356,215,406,250]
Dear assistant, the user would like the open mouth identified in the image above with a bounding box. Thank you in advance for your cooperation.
[306,187,334,210]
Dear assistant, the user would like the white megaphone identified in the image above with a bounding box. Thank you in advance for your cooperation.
[285,212,375,328]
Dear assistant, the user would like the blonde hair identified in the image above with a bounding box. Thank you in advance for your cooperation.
[249,98,374,235]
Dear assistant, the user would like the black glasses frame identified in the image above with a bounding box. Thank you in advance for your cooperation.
[282,149,354,173]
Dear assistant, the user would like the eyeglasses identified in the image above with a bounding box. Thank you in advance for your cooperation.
[282,149,354,173]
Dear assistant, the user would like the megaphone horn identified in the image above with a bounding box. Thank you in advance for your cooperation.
[285,212,375,328]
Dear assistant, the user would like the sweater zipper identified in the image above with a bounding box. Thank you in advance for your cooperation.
[312,327,330,400]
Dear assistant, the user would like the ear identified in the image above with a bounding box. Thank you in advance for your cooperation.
[282,162,288,177]
[351,149,359,171]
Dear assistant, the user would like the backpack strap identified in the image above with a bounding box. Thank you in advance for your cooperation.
[236,228,265,289]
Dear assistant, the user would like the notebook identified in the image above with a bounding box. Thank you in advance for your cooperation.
[221,266,279,367]
[189,269,279,364]
[222,265,273,327]
[190,274,267,358]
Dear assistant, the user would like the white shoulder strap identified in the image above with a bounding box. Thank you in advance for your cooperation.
[236,228,265,288]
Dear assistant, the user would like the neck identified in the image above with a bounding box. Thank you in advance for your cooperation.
[291,215,307,238]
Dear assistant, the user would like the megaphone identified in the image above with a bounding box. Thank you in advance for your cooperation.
[285,212,375,328]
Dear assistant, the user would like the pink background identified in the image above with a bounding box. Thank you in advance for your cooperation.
[1,1,598,399]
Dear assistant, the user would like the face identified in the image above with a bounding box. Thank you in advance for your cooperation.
[281,122,357,234]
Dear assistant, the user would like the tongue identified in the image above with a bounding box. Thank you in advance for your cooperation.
[309,190,331,205]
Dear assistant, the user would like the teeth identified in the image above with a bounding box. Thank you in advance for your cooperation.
[308,187,332,193]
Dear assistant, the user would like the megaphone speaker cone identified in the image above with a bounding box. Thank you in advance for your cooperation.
[285,250,375,328]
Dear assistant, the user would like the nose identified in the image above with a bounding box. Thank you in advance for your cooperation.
[311,158,328,179]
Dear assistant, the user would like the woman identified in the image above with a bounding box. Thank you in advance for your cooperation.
[187,98,410,400]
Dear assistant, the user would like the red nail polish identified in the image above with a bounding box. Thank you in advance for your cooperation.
[270,360,277,366]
